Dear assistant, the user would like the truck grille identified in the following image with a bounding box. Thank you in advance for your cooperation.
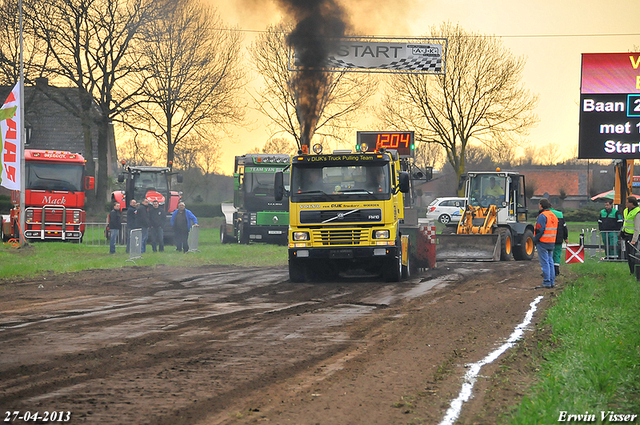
[300,208,381,224]
[312,228,368,246]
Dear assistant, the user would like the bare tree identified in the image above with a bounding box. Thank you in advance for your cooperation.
[262,137,296,155]
[380,22,539,192]
[0,0,51,86]
[249,23,377,150]
[30,0,164,205]
[131,0,245,167]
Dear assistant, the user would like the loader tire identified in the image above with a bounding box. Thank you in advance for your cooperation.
[513,229,535,261]
[498,227,513,261]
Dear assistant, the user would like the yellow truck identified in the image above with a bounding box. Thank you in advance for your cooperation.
[274,132,419,282]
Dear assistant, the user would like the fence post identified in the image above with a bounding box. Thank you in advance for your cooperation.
[187,226,200,253]
[128,229,143,262]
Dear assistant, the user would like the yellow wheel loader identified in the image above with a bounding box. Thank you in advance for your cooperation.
[436,170,535,262]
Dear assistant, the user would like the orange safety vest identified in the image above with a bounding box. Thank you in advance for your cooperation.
[539,210,558,243]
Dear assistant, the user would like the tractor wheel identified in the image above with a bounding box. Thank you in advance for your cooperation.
[497,227,513,261]
[513,229,535,261]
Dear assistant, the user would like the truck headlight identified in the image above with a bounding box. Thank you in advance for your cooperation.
[293,231,309,241]
[72,211,81,224]
[250,213,257,225]
[25,210,33,223]
[374,230,389,239]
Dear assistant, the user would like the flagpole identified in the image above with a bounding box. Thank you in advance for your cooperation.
[19,0,25,246]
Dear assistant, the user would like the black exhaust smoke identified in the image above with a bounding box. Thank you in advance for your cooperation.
[275,0,349,150]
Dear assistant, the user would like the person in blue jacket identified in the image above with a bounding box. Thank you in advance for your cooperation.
[171,202,198,253]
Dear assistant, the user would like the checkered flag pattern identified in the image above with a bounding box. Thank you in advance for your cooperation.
[419,225,437,243]
[325,57,442,73]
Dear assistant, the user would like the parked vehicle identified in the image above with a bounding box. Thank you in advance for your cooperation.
[436,170,535,262]
[111,163,182,242]
[220,153,290,245]
[1,149,94,242]
[426,197,466,224]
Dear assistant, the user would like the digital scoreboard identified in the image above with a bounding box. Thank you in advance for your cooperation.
[357,131,415,158]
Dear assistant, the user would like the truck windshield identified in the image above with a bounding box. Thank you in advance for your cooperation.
[245,168,290,196]
[26,162,83,191]
[134,171,169,200]
[291,164,390,202]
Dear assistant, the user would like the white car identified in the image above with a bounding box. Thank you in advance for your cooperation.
[426,197,467,224]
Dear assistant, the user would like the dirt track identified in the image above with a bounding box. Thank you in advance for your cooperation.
[0,260,553,424]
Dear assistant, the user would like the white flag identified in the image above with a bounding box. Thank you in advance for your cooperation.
[0,82,21,191]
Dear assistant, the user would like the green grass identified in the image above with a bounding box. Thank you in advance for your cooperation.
[506,260,640,424]
[0,219,288,279]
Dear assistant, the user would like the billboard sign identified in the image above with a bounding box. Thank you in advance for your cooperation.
[290,37,447,75]
[579,53,640,159]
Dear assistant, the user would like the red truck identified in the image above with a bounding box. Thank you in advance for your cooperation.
[1,149,94,243]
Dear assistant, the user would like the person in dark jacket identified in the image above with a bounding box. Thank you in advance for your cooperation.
[171,202,198,253]
[107,202,122,254]
[149,200,165,252]
[136,198,151,253]
[598,200,623,258]
[550,207,568,276]
[126,199,138,253]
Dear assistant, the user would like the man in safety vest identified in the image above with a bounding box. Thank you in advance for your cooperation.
[621,196,640,274]
[533,198,558,288]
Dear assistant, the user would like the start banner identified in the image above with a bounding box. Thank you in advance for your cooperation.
[0,82,21,191]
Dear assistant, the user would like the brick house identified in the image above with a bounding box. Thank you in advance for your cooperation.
[0,78,117,197]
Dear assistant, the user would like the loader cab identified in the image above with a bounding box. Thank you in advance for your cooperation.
[466,171,528,223]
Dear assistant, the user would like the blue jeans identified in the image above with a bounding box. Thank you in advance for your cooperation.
[141,227,149,253]
[537,243,555,287]
[109,229,119,254]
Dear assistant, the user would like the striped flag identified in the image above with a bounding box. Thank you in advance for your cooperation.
[0,82,21,190]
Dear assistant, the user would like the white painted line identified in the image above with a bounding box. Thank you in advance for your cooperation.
[438,295,544,425]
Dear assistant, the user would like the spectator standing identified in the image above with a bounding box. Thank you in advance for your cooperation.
[598,200,623,258]
[107,202,121,254]
[533,198,558,289]
[149,200,165,252]
[550,207,568,276]
[137,198,151,254]
[171,202,198,253]
[621,196,640,274]
[126,199,138,254]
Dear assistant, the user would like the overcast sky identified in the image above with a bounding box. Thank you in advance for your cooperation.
[208,0,640,174]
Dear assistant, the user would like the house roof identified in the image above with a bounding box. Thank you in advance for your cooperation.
[0,79,100,159]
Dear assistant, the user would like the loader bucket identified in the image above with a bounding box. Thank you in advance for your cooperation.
[436,233,501,261]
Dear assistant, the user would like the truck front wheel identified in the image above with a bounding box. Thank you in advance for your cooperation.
[289,257,307,283]
[384,244,402,282]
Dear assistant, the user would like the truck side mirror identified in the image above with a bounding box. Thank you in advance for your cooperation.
[117,173,124,183]
[274,171,284,201]
[85,176,95,190]
[398,172,410,193]
[177,174,183,183]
